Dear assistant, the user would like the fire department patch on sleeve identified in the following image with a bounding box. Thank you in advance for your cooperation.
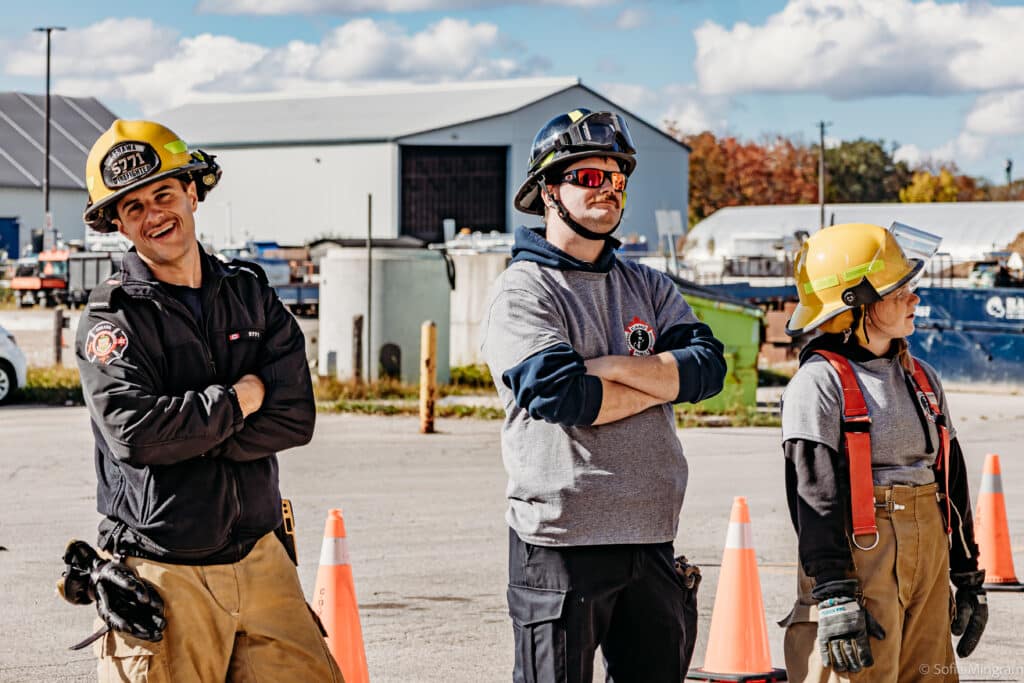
[624,316,656,356]
[86,322,129,365]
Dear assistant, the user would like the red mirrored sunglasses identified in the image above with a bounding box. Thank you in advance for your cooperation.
[561,168,627,191]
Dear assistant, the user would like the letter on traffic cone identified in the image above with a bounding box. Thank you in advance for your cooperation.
[313,509,370,682]
[975,454,1024,592]
[687,497,786,682]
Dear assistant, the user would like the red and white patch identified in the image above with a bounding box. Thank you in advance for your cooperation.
[86,322,129,365]
[624,316,655,356]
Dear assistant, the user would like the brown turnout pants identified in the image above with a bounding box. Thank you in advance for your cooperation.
[94,532,345,683]
[782,483,957,682]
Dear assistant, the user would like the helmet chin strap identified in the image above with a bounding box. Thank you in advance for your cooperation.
[540,183,622,243]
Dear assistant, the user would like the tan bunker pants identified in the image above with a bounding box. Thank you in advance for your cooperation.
[94,532,344,683]
[782,483,957,682]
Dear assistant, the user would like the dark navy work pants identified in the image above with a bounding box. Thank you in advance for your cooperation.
[507,528,697,683]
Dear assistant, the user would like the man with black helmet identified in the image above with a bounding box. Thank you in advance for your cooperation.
[482,108,727,682]
[74,120,343,682]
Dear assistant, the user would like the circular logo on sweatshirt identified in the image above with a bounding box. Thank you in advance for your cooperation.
[624,316,655,356]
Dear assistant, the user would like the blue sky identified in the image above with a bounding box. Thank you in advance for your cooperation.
[3,0,1023,183]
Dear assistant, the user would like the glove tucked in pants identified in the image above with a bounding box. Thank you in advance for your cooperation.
[93,532,344,683]
[782,483,957,682]
[507,528,696,683]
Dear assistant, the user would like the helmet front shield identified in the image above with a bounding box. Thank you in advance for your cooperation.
[559,112,636,156]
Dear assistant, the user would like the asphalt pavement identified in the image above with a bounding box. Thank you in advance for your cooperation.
[2,389,1024,682]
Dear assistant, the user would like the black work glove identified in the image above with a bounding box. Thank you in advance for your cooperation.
[91,560,167,642]
[58,540,167,643]
[58,540,101,605]
[951,570,988,658]
[813,579,886,673]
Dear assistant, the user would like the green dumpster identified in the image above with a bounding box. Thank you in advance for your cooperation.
[681,292,763,412]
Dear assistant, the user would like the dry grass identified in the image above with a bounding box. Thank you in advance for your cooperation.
[18,365,84,405]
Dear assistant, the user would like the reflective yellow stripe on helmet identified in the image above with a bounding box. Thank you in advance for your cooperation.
[568,110,585,123]
[164,139,188,154]
[803,274,839,294]
[843,260,885,282]
[802,260,886,294]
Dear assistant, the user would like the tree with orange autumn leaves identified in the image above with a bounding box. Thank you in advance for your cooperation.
[667,125,1019,227]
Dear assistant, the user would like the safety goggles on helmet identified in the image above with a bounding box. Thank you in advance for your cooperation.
[561,168,627,191]
[551,112,636,158]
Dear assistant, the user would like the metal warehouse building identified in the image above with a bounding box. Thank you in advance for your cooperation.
[0,92,117,256]
[155,78,690,248]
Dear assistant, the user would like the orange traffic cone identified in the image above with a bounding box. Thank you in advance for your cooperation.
[312,509,370,682]
[975,454,1024,592]
[687,497,786,682]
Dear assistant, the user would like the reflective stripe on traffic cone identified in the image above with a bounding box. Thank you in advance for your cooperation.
[313,509,370,682]
[687,497,787,682]
[975,454,1024,592]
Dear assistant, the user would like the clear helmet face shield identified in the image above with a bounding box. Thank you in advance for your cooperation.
[886,221,943,293]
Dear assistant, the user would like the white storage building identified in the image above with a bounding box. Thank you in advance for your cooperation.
[155,78,690,249]
[687,202,1024,265]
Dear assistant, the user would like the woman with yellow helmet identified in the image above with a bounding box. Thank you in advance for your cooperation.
[779,223,986,680]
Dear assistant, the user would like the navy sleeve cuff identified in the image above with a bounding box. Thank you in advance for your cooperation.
[502,343,603,426]
[658,322,726,404]
[577,374,603,426]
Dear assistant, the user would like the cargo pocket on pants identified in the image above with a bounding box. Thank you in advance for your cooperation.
[94,622,169,683]
[508,584,568,683]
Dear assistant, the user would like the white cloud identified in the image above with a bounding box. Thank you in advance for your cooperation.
[4,17,545,114]
[198,0,612,12]
[894,132,989,169]
[933,131,988,166]
[4,19,178,78]
[893,143,925,167]
[599,82,729,136]
[965,90,1024,137]
[695,0,1024,98]
[614,8,649,30]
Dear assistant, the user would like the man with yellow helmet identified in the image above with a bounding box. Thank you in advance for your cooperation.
[73,120,343,682]
[780,222,986,680]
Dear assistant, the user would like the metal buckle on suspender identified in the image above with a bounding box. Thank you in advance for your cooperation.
[851,530,880,551]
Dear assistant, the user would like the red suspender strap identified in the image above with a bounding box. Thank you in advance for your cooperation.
[812,350,879,549]
[911,359,953,536]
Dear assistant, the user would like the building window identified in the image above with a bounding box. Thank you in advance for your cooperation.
[400,145,507,242]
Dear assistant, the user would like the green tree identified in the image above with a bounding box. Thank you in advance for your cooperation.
[823,138,910,203]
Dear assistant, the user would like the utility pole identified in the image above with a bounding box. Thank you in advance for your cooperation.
[1006,158,1013,188]
[34,26,65,249]
[817,120,831,230]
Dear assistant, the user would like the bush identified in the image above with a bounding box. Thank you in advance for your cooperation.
[449,364,494,389]
[314,376,417,402]
[18,365,84,405]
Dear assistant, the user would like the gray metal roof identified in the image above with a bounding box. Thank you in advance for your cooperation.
[154,78,685,149]
[688,202,1024,262]
[0,92,115,191]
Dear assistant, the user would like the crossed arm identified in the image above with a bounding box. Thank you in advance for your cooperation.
[586,353,679,425]
[501,324,725,428]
